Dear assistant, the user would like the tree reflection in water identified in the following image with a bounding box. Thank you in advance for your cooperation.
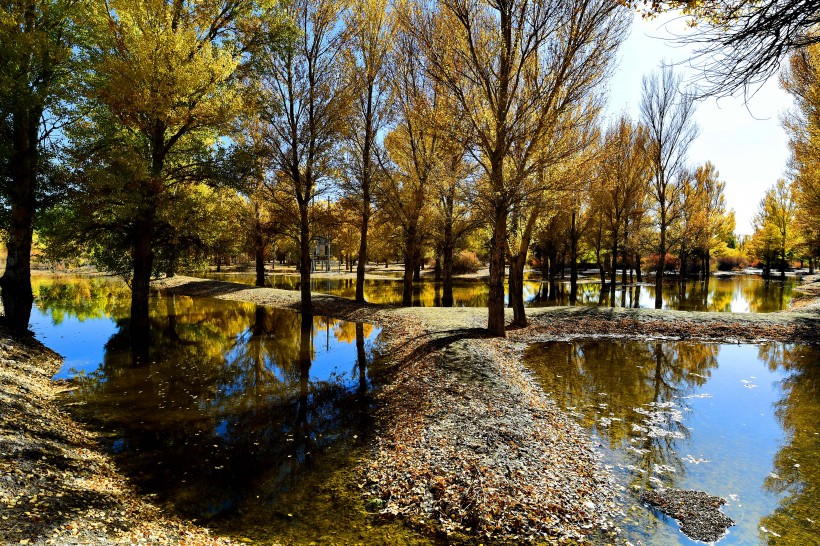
[758,343,820,544]
[66,293,382,526]
[526,340,820,545]
[201,271,796,311]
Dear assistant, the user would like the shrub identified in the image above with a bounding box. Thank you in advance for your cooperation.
[452,250,482,274]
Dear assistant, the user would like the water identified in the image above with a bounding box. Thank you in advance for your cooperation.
[198,272,796,312]
[525,340,820,545]
[30,275,430,544]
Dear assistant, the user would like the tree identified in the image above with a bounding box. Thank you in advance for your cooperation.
[376,24,440,306]
[420,0,628,335]
[641,65,698,308]
[596,116,649,293]
[66,0,284,342]
[0,0,88,332]
[750,179,798,278]
[343,0,395,303]
[782,45,820,270]
[431,135,475,307]
[673,161,733,278]
[257,0,349,314]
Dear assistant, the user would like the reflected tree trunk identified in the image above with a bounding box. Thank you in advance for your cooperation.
[295,313,313,464]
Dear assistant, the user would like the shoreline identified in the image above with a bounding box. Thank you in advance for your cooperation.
[2,273,818,544]
[0,327,242,546]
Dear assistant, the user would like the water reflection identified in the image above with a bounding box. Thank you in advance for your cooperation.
[64,296,381,519]
[525,341,820,545]
[198,272,796,312]
[758,344,820,544]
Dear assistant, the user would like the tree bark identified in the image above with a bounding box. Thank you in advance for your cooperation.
[299,201,312,313]
[255,243,266,287]
[487,201,508,337]
[635,252,643,283]
[610,236,619,295]
[509,209,538,326]
[356,191,369,302]
[655,209,666,309]
[0,106,40,332]
[402,225,417,306]
[569,210,579,305]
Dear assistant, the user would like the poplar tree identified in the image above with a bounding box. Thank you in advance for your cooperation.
[0,0,88,332]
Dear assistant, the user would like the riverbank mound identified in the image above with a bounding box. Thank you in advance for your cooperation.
[0,328,242,546]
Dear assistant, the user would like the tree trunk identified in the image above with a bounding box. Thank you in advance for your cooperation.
[610,237,619,294]
[356,196,369,302]
[636,252,643,283]
[255,243,266,287]
[443,211,455,307]
[621,221,629,286]
[655,212,666,309]
[434,255,441,281]
[780,246,787,279]
[510,209,538,326]
[569,211,578,305]
[487,202,508,337]
[299,202,312,314]
[402,226,417,306]
[1,107,41,332]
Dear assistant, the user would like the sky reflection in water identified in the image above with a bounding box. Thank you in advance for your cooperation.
[525,340,820,545]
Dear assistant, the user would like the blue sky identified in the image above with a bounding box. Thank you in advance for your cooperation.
[606,12,793,236]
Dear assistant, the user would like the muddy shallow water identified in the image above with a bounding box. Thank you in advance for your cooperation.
[525,340,820,545]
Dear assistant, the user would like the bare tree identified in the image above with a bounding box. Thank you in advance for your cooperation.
[258,0,350,313]
[632,0,820,97]
[640,65,698,308]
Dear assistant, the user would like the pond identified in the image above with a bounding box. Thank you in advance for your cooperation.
[30,276,430,544]
[197,272,797,313]
[525,340,820,545]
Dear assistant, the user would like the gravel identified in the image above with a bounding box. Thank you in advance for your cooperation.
[641,488,735,542]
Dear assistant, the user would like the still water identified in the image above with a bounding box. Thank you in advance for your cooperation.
[28,276,817,544]
[199,272,796,313]
[30,276,429,544]
[525,341,820,545]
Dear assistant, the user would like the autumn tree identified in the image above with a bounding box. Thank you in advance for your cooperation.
[342,0,395,303]
[750,179,798,278]
[0,0,89,331]
[641,65,698,308]
[431,134,475,307]
[257,0,349,313]
[59,0,287,343]
[419,0,628,335]
[375,24,441,306]
[673,161,733,278]
[782,44,820,271]
[596,116,649,293]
